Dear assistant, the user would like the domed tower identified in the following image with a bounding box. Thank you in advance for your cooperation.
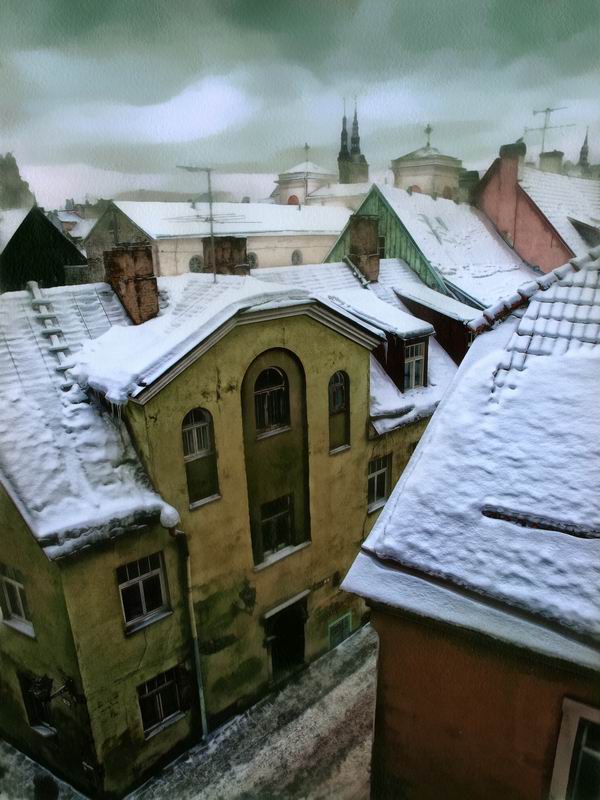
[338,100,369,184]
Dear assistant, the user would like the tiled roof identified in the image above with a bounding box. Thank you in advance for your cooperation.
[345,246,600,646]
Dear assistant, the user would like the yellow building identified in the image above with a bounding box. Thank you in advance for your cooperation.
[0,249,455,797]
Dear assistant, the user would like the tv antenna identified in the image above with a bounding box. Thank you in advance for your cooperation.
[523,106,575,154]
[177,165,217,283]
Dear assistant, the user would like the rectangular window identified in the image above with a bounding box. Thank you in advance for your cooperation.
[261,495,294,557]
[329,613,352,649]
[403,341,426,390]
[116,553,168,631]
[0,564,34,636]
[368,454,392,511]
[18,673,54,733]
[378,236,386,258]
[137,668,182,737]
[550,699,600,800]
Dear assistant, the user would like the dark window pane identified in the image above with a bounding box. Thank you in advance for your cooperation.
[159,682,180,719]
[584,721,600,753]
[127,560,140,580]
[186,455,219,503]
[18,587,31,621]
[5,582,19,616]
[368,477,375,506]
[149,553,160,571]
[572,751,600,800]
[142,574,164,614]
[116,565,128,584]
[139,694,161,732]
[122,583,144,622]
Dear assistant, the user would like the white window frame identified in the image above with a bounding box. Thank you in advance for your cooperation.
[137,667,183,739]
[368,454,391,512]
[182,409,213,462]
[260,495,294,558]
[0,570,34,637]
[404,341,426,390]
[550,698,600,799]
[254,367,290,435]
[117,553,169,632]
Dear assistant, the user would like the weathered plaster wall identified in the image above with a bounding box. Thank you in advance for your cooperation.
[127,315,426,728]
[60,526,193,797]
[85,209,153,283]
[0,490,98,795]
[369,607,600,800]
[392,163,460,199]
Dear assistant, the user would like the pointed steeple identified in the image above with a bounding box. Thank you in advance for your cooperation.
[338,98,350,161]
[351,98,361,156]
[579,127,589,169]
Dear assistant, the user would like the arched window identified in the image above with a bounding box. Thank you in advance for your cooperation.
[247,252,258,269]
[287,195,300,206]
[408,184,422,194]
[254,367,290,433]
[182,408,219,505]
[189,255,204,273]
[328,371,350,451]
[291,249,303,266]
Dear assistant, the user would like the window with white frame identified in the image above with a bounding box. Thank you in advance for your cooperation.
[254,367,290,434]
[368,454,392,511]
[550,698,600,800]
[403,341,426,390]
[0,563,34,636]
[137,668,182,737]
[182,408,219,504]
[116,553,169,630]
[260,495,294,559]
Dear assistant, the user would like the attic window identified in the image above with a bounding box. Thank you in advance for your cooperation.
[189,255,204,273]
[404,341,426,390]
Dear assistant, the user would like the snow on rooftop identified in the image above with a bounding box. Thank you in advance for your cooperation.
[378,185,536,306]
[279,161,337,177]
[328,288,433,339]
[396,282,480,322]
[0,207,31,254]
[520,166,600,257]
[307,182,373,199]
[345,248,600,646]
[251,262,360,294]
[0,283,173,558]
[111,201,351,240]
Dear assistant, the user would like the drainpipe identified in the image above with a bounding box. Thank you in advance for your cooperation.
[169,527,208,739]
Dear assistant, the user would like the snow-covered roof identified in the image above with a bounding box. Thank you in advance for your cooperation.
[251,262,361,294]
[0,208,31,254]
[378,185,537,306]
[392,145,461,164]
[307,182,372,199]
[279,161,336,178]
[0,282,172,559]
[396,282,481,323]
[70,273,385,405]
[519,166,600,256]
[344,247,600,652]
[106,201,351,241]
[329,288,433,339]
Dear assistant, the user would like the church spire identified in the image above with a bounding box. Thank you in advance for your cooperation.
[338,98,349,160]
[351,98,361,156]
[579,127,589,169]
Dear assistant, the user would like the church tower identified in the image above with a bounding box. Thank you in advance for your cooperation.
[338,100,369,184]
[579,128,590,172]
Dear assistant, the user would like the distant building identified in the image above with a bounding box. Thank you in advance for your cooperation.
[343,249,600,800]
[337,102,369,185]
[84,200,352,280]
[391,124,463,200]
[0,206,86,292]
[475,141,600,272]
[270,158,337,205]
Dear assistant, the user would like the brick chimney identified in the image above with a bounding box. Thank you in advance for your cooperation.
[539,150,564,174]
[476,141,526,247]
[202,236,248,275]
[104,244,159,325]
[347,215,380,282]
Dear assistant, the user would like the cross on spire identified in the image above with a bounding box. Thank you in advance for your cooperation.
[425,123,433,148]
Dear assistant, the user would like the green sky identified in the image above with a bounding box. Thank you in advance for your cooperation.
[1,0,598,204]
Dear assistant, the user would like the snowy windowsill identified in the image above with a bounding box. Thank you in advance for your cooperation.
[253,540,311,572]
[2,618,36,639]
[367,499,387,515]
[124,609,173,637]
[32,724,57,739]
[189,493,221,511]
[256,425,291,442]
[329,444,351,456]
[144,710,187,741]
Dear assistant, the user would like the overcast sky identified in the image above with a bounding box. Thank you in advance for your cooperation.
[2,0,598,207]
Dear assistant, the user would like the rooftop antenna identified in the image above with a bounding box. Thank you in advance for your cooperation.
[176,165,217,283]
[524,106,575,153]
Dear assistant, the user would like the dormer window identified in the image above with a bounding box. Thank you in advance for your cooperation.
[403,341,426,390]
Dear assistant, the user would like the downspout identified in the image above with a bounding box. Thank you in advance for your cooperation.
[169,527,208,739]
